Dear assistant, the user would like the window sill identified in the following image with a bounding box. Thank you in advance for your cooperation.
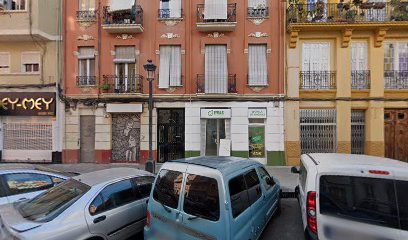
[0,72,40,76]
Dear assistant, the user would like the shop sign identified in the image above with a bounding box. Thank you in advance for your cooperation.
[0,92,56,116]
[201,109,231,119]
[248,108,267,119]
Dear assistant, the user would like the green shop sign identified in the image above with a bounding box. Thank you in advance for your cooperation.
[201,109,231,119]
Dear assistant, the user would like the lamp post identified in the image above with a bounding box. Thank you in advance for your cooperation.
[143,60,157,174]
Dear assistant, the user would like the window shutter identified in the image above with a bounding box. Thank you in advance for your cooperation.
[398,43,408,71]
[248,45,268,86]
[159,46,171,89]
[302,42,330,72]
[21,52,40,65]
[114,46,136,63]
[205,45,228,94]
[351,42,368,71]
[169,0,182,18]
[0,53,10,73]
[169,46,182,86]
[204,0,227,20]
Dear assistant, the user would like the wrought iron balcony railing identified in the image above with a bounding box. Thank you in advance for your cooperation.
[300,71,336,90]
[247,7,269,18]
[385,70,408,89]
[102,75,143,94]
[351,70,371,89]
[76,10,96,21]
[103,6,143,25]
[197,74,237,94]
[76,76,96,86]
[287,2,408,24]
[158,9,183,19]
[197,3,237,23]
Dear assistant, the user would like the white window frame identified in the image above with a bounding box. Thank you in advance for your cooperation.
[0,52,10,74]
[21,52,41,74]
[2,0,26,11]
[384,41,408,71]
[78,47,95,85]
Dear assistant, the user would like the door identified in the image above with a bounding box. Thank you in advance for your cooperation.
[80,115,95,163]
[115,63,136,93]
[256,167,280,230]
[86,179,146,240]
[205,119,226,156]
[244,169,265,240]
[385,110,408,162]
[111,114,140,162]
[157,109,185,163]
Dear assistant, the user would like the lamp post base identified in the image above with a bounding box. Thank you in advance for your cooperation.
[145,160,155,174]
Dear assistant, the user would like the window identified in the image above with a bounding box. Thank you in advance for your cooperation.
[89,194,104,215]
[248,0,267,17]
[77,47,95,85]
[258,167,274,191]
[248,44,268,86]
[384,42,408,89]
[183,174,220,221]
[249,122,265,158]
[160,0,182,18]
[301,42,333,89]
[159,45,182,88]
[0,53,10,74]
[244,170,262,205]
[114,46,136,92]
[320,175,399,229]
[79,0,95,11]
[98,179,138,213]
[19,179,90,222]
[351,42,369,89]
[133,176,155,199]
[229,175,250,218]
[5,173,54,196]
[203,0,227,20]
[396,180,408,231]
[153,170,183,209]
[205,45,228,94]
[299,162,307,189]
[21,52,40,73]
[2,0,26,11]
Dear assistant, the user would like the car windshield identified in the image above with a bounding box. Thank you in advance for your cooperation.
[18,179,90,222]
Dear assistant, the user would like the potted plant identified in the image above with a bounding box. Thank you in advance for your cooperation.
[345,9,358,22]
[100,82,110,92]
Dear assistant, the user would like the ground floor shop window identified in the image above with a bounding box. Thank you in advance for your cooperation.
[248,119,265,158]
[205,119,226,156]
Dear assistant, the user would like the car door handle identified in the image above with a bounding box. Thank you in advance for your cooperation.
[93,215,106,224]
[18,198,28,202]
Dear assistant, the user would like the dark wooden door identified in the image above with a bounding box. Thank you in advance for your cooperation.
[157,109,185,163]
[80,115,95,163]
[385,110,408,162]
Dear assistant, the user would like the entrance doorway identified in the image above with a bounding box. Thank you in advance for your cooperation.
[205,119,226,156]
[385,109,408,162]
[80,115,95,163]
[157,109,185,163]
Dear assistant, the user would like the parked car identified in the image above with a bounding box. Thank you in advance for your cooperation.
[0,169,67,206]
[0,168,155,240]
[292,153,408,240]
[144,157,281,240]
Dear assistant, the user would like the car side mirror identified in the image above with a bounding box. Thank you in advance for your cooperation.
[291,166,300,174]
[266,176,275,186]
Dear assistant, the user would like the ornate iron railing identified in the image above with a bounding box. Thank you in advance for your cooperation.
[197,74,237,94]
[76,76,96,86]
[197,3,237,23]
[102,75,143,94]
[384,70,408,89]
[247,7,269,18]
[287,2,408,24]
[103,6,143,25]
[76,10,96,21]
[158,9,183,19]
[300,71,336,90]
[351,70,371,89]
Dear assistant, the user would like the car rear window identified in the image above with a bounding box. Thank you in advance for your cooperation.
[18,179,90,222]
[153,170,183,209]
[183,174,220,222]
[320,175,399,229]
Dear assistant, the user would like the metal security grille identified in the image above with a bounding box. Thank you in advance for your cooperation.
[300,109,337,154]
[3,123,52,150]
[351,110,366,154]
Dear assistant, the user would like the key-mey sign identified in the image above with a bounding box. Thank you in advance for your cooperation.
[0,92,56,116]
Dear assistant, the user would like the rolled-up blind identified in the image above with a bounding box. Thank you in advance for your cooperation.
[204,0,227,20]
[114,46,136,63]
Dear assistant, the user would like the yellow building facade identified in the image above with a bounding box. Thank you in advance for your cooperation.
[285,0,408,165]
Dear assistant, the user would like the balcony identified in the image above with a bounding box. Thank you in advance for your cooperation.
[385,71,408,89]
[76,10,96,22]
[196,3,237,32]
[102,6,143,34]
[158,9,183,20]
[247,7,269,18]
[351,70,371,89]
[102,75,143,94]
[197,74,237,94]
[300,71,336,90]
[76,76,97,86]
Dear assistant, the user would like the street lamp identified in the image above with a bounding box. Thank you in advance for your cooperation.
[144,60,156,174]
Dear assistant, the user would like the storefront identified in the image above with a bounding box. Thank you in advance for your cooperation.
[0,92,57,163]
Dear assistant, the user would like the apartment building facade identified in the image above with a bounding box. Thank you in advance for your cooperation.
[285,0,408,165]
[63,0,285,165]
[0,0,63,163]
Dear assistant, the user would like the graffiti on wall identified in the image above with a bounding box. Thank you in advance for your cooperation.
[112,114,141,161]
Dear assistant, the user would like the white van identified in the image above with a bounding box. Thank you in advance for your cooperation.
[291,153,408,240]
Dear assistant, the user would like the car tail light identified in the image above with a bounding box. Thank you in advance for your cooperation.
[147,211,151,228]
[368,170,390,175]
[307,191,318,235]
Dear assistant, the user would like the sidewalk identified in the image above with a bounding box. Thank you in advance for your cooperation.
[0,163,297,192]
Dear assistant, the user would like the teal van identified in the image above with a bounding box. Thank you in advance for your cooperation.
[144,157,281,240]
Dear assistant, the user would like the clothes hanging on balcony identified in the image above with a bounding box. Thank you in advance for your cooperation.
[204,0,227,20]
[159,46,182,88]
[248,44,268,86]
[110,0,134,11]
[205,45,228,94]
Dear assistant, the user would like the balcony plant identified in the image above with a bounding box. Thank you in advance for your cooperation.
[100,82,110,92]
[390,0,408,21]
[308,0,325,22]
